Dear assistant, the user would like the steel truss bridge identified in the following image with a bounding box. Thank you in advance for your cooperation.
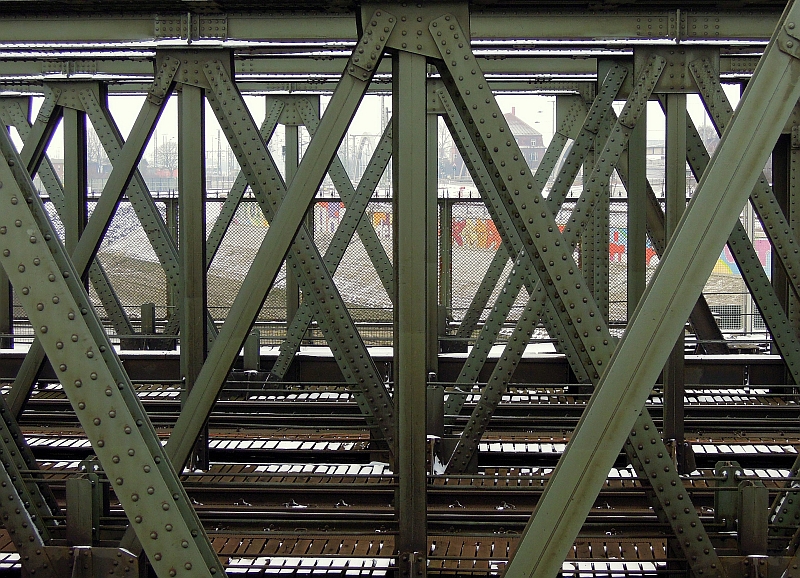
[2,1,800,577]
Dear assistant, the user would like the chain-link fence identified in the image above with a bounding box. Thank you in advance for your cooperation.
[10,193,772,348]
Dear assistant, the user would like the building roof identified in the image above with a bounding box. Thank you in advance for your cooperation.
[504,109,543,138]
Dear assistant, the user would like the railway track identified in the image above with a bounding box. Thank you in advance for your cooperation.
[2,459,796,575]
[2,374,798,575]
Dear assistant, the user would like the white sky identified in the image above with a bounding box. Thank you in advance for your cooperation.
[32,84,741,162]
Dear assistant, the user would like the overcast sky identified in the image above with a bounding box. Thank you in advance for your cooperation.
[29,84,740,163]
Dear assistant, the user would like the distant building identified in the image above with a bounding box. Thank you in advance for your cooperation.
[503,107,546,170]
[447,107,546,178]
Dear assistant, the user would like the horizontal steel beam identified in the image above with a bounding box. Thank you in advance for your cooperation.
[0,12,781,45]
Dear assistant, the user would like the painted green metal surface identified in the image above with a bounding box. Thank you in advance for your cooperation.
[0,125,226,578]
[432,19,724,575]
[205,99,283,269]
[439,77,621,425]
[677,96,800,384]
[504,2,800,574]
[178,83,209,469]
[441,67,625,423]
[167,18,398,468]
[270,103,394,380]
[393,48,429,566]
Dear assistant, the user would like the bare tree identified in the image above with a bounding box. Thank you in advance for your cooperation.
[86,129,109,170]
[156,138,178,174]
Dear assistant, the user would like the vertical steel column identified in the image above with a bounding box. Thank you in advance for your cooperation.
[663,93,687,470]
[178,84,208,470]
[393,49,428,576]
[62,107,87,259]
[439,198,453,332]
[590,67,612,321]
[284,123,301,335]
[427,106,440,371]
[166,197,178,328]
[790,128,800,333]
[0,265,9,348]
[627,109,647,316]
[772,133,797,369]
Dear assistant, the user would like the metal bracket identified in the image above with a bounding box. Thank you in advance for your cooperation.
[41,60,98,78]
[778,20,800,59]
[271,95,308,126]
[363,3,469,58]
[348,10,396,80]
[43,546,138,577]
[635,46,719,93]
[149,53,180,105]
[37,86,61,124]
[154,14,227,42]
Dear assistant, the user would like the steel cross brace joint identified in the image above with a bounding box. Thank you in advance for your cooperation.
[163,17,399,469]
[0,123,225,577]
[427,14,725,577]
[503,0,800,575]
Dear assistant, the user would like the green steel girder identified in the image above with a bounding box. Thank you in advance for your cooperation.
[205,99,283,268]
[269,100,394,380]
[582,96,613,321]
[392,48,430,564]
[676,97,800,385]
[0,11,783,46]
[0,98,134,342]
[613,128,729,355]
[433,25,724,576]
[0,125,226,578]
[196,49,395,454]
[0,53,763,86]
[18,87,62,177]
[691,57,800,309]
[76,84,218,346]
[790,128,800,333]
[166,18,398,469]
[200,56,394,444]
[178,82,209,470]
[441,66,626,420]
[0,383,61,536]
[0,99,134,420]
[0,457,56,577]
[452,97,579,341]
[7,81,181,415]
[443,65,636,458]
[504,2,800,575]
[299,101,394,300]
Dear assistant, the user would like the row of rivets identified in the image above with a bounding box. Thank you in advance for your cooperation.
[203,62,396,446]
[0,139,217,575]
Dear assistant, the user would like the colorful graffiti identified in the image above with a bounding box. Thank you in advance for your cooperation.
[607,226,771,273]
[241,202,772,276]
